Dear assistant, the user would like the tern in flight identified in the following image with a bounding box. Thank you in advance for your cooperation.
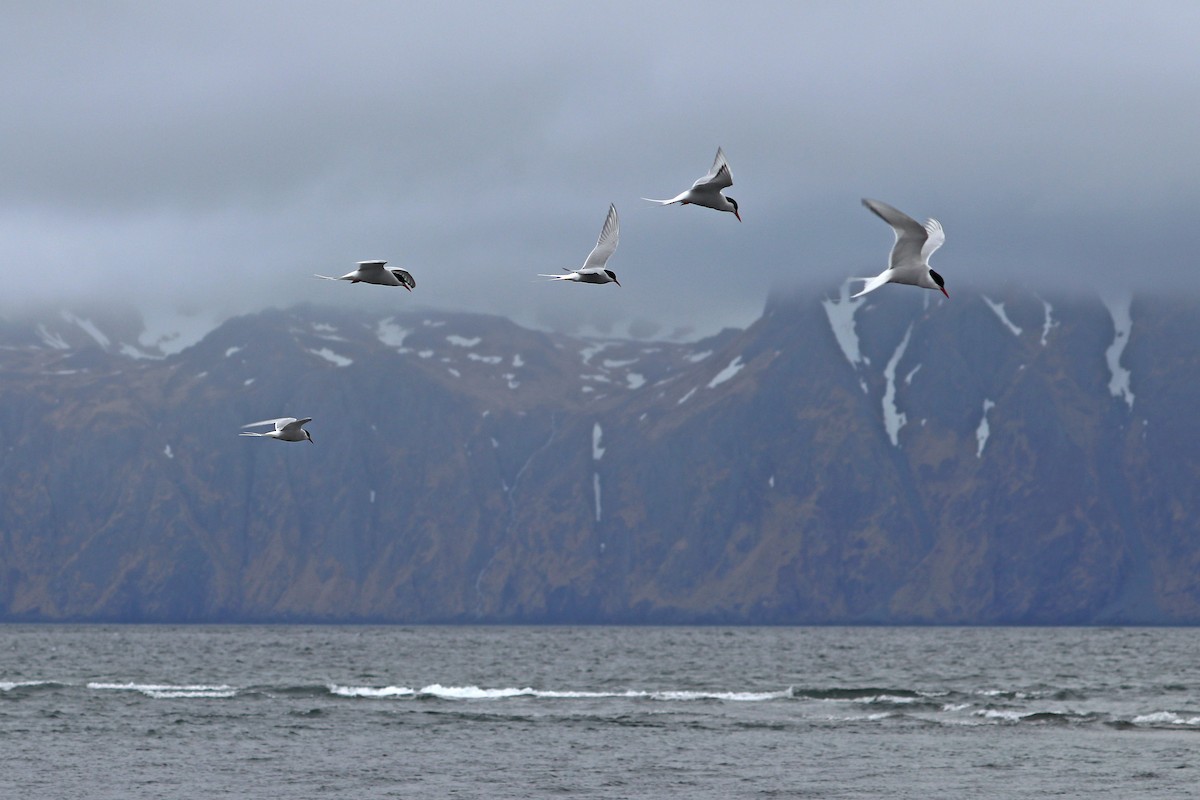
[853,198,947,298]
[539,204,621,286]
[315,261,415,291]
[240,417,314,443]
[643,147,740,221]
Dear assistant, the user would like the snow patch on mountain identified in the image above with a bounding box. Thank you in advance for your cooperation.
[976,399,997,458]
[310,348,352,367]
[376,318,410,349]
[982,297,1023,337]
[1038,297,1058,346]
[821,282,867,368]
[1102,294,1135,409]
[708,356,745,389]
[882,325,913,447]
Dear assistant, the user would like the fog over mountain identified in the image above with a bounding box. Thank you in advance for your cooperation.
[1,285,1195,624]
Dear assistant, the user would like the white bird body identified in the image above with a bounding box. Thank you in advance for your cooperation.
[644,147,740,220]
[854,198,947,298]
[539,203,621,286]
[316,261,415,291]
[240,417,314,443]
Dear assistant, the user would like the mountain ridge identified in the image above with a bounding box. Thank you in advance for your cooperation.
[0,286,1195,624]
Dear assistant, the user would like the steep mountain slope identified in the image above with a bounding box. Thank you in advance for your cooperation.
[0,288,1194,623]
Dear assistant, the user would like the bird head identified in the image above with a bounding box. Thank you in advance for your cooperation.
[930,269,948,298]
[605,269,621,287]
[728,197,741,222]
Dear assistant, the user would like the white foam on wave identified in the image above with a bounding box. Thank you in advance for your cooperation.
[330,684,415,698]
[1,680,58,691]
[329,683,793,702]
[87,682,236,699]
[1133,711,1200,726]
[974,708,1028,722]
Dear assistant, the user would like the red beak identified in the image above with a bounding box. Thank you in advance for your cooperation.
[940,287,949,299]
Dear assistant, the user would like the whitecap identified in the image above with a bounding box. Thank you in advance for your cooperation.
[328,684,415,699]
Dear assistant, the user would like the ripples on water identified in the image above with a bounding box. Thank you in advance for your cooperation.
[1,626,1197,798]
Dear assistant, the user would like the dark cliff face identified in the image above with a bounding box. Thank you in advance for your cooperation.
[0,289,1195,624]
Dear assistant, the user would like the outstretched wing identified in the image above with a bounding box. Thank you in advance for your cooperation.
[862,198,928,269]
[279,417,312,433]
[582,204,620,269]
[242,417,297,430]
[355,260,388,274]
[693,147,733,192]
[389,269,416,290]
[920,219,945,261]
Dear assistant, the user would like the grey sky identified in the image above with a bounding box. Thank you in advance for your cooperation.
[3,1,1197,341]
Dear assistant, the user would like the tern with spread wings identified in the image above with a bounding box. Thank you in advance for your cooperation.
[853,199,947,298]
[539,204,622,286]
[315,261,415,291]
[239,417,314,443]
[643,147,740,221]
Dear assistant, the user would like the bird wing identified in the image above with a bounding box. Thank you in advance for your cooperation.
[355,260,388,273]
[862,198,928,270]
[242,417,296,429]
[389,269,416,290]
[279,417,312,433]
[692,147,733,192]
[582,204,620,269]
[920,219,945,261]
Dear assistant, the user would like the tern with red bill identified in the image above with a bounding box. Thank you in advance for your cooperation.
[643,147,740,221]
[853,198,948,299]
[239,417,314,443]
[315,261,415,291]
[539,203,622,286]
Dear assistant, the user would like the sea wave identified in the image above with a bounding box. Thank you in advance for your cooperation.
[326,684,794,702]
[86,682,237,699]
[1132,711,1200,727]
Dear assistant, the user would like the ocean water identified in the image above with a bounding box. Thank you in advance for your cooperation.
[1,626,1197,798]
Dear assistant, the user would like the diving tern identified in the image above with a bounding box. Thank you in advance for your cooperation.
[240,417,314,443]
[539,204,621,286]
[853,198,947,299]
[315,261,415,291]
[643,147,740,221]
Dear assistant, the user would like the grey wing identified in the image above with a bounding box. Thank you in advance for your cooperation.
[582,204,620,269]
[390,269,416,289]
[355,260,388,274]
[693,147,733,191]
[862,198,927,268]
[243,416,295,429]
[279,417,312,433]
[920,219,945,261]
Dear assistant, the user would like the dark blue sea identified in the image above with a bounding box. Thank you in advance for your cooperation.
[2,625,1197,798]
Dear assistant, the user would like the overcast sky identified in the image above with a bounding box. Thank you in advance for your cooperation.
[3,1,1197,342]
